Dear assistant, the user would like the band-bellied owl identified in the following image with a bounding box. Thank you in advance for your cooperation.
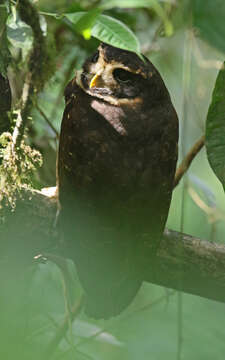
[58,43,178,318]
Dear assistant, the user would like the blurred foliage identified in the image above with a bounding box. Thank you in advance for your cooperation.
[0,0,225,359]
[191,0,225,54]
[206,62,225,191]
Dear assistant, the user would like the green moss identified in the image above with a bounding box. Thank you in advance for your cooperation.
[0,132,43,208]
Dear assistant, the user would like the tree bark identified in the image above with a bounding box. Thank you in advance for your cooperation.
[0,73,11,134]
[1,187,225,304]
[146,229,225,302]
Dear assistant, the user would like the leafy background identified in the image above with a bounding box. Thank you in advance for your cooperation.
[1,0,225,359]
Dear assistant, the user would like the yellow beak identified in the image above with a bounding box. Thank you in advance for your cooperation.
[89,73,101,89]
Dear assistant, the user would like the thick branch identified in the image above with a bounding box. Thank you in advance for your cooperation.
[0,188,57,265]
[145,229,225,303]
[1,188,225,304]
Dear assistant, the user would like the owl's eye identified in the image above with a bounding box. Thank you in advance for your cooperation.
[113,69,134,84]
[91,51,99,63]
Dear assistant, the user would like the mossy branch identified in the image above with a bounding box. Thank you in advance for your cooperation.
[13,0,51,148]
[1,187,225,305]
[0,73,12,134]
[0,0,53,206]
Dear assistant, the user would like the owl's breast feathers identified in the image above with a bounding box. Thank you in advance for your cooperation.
[58,62,178,318]
[59,77,178,196]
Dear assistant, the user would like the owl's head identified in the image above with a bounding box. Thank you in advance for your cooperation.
[76,43,169,106]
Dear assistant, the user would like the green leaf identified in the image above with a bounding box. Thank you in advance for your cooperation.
[100,0,173,37]
[67,9,101,32]
[192,0,225,53]
[42,10,142,56]
[92,14,141,54]
[205,62,225,190]
[65,9,101,39]
[65,12,89,26]
[65,12,141,55]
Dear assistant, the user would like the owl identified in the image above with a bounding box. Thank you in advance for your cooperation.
[57,43,178,319]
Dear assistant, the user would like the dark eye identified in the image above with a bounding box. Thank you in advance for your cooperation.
[113,69,134,84]
[91,51,99,63]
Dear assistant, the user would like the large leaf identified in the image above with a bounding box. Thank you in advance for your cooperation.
[92,14,140,54]
[64,11,84,24]
[192,0,225,54]
[65,9,100,32]
[66,12,141,55]
[65,9,101,39]
[205,62,225,190]
[100,0,173,36]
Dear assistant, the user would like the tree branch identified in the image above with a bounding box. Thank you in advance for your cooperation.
[0,73,12,134]
[145,229,225,303]
[174,135,205,188]
[36,103,59,139]
[13,0,50,148]
[44,295,84,359]
[1,188,225,305]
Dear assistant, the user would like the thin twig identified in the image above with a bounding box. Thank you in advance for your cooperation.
[176,292,183,360]
[39,253,85,358]
[174,135,205,188]
[188,186,225,223]
[44,295,84,360]
[42,253,79,310]
[36,104,59,139]
[175,29,193,360]
[49,54,77,124]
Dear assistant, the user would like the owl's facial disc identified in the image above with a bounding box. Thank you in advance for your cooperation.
[76,45,148,106]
